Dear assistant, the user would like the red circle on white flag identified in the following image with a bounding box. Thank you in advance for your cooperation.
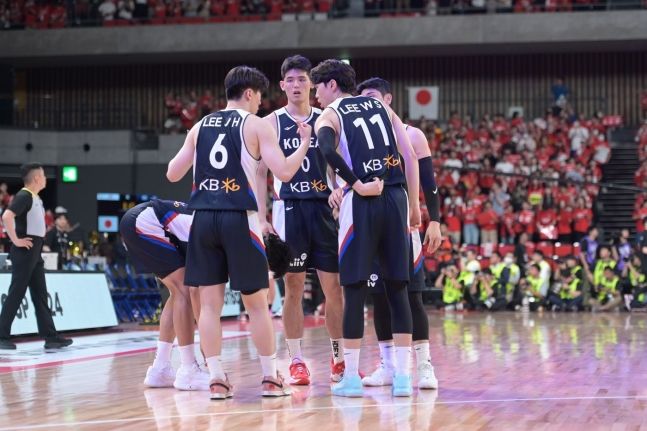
[104,220,112,228]
[416,89,432,105]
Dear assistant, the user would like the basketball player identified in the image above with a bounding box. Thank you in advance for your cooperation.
[311,59,421,397]
[255,55,345,385]
[119,199,207,390]
[356,77,441,390]
[167,66,311,400]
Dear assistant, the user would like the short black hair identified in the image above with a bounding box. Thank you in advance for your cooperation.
[224,66,269,101]
[310,59,356,94]
[356,77,391,96]
[280,55,312,79]
[20,162,43,183]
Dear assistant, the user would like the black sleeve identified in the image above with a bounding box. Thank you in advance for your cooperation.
[44,229,56,249]
[419,156,440,222]
[317,126,359,187]
[7,191,32,218]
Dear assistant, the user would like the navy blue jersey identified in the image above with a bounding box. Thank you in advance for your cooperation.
[189,109,259,211]
[273,107,331,200]
[150,199,193,241]
[328,96,405,186]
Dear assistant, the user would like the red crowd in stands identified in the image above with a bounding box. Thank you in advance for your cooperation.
[404,107,613,272]
[0,0,333,29]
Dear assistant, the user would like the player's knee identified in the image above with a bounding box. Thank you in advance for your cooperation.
[384,281,412,334]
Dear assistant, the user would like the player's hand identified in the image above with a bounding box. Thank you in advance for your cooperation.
[423,221,442,254]
[332,207,339,220]
[352,178,383,197]
[13,237,33,249]
[409,202,421,232]
[297,121,312,143]
[328,187,344,209]
[261,220,276,236]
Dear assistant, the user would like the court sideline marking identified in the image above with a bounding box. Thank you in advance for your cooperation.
[1,394,646,430]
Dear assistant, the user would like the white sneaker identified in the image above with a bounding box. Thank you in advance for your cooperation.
[144,364,175,388]
[173,362,210,391]
[361,363,394,387]
[417,361,438,390]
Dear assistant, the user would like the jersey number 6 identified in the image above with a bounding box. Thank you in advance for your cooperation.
[209,134,228,169]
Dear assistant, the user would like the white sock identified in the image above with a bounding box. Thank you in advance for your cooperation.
[414,342,431,366]
[206,356,226,381]
[152,341,173,368]
[178,344,196,368]
[379,340,395,370]
[343,348,360,377]
[259,353,277,377]
[286,338,303,362]
[394,346,411,377]
[331,339,344,365]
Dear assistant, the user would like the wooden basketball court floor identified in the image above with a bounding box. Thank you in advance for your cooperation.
[1,311,647,430]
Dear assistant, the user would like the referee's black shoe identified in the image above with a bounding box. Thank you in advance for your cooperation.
[0,338,17,350]
[44,336,73,349]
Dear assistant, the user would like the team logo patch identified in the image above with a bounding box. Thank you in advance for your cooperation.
[301,253,308,261]
[370,274,379,282]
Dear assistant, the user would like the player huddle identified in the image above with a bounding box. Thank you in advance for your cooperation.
[120,56,443,400]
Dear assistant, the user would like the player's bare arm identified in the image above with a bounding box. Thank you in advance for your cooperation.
[391,112,421,230]
[167,121,200,182]
[254,115,311,182]
[408,125,442,253]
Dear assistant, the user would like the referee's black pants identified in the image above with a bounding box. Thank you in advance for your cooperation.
[0,237,58,339]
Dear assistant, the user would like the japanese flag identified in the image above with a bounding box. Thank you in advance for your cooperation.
[408,86,439,120]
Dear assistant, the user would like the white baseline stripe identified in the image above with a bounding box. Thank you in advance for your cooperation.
[2,395,646,430]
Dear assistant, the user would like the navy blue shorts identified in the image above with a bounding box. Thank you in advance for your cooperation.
[338,185,410,286]
[272,199,338,273]
[370,230,425,294]
[185,210,269,293]
[120,203,185,279]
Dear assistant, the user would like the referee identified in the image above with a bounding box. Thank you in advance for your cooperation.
[0,163,73,350]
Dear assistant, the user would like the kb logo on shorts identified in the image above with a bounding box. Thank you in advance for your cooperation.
[368,273,379,287]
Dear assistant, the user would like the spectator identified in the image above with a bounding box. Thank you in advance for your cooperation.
[573,200,593,240]
[568,120,589,159]
[477,201,498,244]
[117,0,133,20]
[584,245,616,288]
[133,0,148,20]
[548,255,584,311]
[612,228,632,272]
[98,0,116,20]
[589,267,621,312]
[490,182,510,215]
[551,78,569,115]
[435,264,464,311]
[462,200,479,245]
[519,264,545,311]
[624,255,647,310]
[500,202,516,245]
[579,226,599,267]
[530,250,551,296]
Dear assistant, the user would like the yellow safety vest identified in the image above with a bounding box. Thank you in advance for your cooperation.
[594,260,616,287]
[561,278,581,300]
[478,281,491,301]
[506,264,520,295]
[443,278,463,304]
[457,270,475,287]
[630,271,646,302]
[598,276,619,301]
[527,275,543,296]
